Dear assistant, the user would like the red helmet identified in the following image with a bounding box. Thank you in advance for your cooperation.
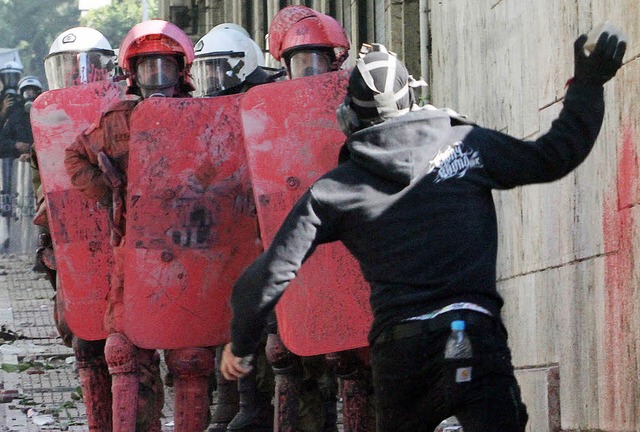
[119,20,195,95]
[268,6,350,69]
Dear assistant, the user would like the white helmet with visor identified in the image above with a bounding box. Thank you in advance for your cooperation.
[0,61,23,94]
[44,27,115,90]
[192,23,265,97]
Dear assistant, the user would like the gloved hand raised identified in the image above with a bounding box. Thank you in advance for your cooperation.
[574,31,627,85]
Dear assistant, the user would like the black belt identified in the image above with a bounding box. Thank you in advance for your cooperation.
[374,310,496,345]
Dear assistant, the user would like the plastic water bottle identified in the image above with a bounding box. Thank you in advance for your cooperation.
[444,320,472,383]
[444,320,472,359]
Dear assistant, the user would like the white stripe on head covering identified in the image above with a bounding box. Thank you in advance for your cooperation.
[383,53,395,93]
[352,47,409,120]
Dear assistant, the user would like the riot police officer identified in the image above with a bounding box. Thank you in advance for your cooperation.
[64,20,205,432]
[0,60,23,126]
[0,61,26,231]
[34,26,117,431]
[0,73,35,160]
[192,23,277,432]
[263,6,370,432]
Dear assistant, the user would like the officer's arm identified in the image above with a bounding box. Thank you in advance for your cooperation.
[15,113,34,152]
[64,131,111,204]
[0,117,25,158]
[229,190,331,357]
[0,138,22,158]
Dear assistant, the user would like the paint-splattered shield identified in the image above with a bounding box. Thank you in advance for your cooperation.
[31,81,127,341]
[124,96,262,349]
[241,70,373,356]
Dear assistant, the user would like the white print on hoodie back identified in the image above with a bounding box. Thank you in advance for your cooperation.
[431,142,482,183]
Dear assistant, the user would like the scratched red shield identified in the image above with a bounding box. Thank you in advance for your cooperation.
[31,81,128,341]
[241,71,373,356]
[124,96,261,349]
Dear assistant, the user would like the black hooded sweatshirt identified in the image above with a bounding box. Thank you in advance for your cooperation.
[230,81,605,356]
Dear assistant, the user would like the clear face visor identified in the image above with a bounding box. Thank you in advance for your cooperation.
[192,56,243,97]
[135,55,180,89]
[44,52,115,90]
[0,72,20,91]
[287,50,332,79]
[21,87,40,101]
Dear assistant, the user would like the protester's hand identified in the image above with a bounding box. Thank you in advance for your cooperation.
[18,153,30,163]
[574,32,626,85]
[15,142,30,153]
[220,343,253,380]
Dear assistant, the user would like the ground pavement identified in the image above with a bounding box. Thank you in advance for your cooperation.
[0,253,462,432]
[0,253,179,431]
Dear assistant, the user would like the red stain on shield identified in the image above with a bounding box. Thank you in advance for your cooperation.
[602,124,638,428]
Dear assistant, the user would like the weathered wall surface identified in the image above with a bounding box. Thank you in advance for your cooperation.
[429,1,639,430]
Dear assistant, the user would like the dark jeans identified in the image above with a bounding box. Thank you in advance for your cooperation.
[371,311,528,432]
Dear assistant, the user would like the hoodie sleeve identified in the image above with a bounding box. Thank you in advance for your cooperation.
[229,189,335,357]
[472,81,605,189]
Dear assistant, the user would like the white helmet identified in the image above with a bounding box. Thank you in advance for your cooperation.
[0,61,23,75]
[192,23,265,97]
[0,61,24,93]
[44,27,116,90]
[18,76,43,94]
[18,76,43,112]
[211,22,252,38]
[209,23,263,62]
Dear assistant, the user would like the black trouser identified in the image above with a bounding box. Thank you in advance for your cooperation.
[371,310,528,432]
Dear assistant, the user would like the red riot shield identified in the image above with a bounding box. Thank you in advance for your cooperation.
[31,81,127,341]
[240,71,373,356]
[124,96,262,349]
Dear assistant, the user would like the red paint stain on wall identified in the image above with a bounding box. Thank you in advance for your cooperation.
[618,127,640,209]
[602,125,638,428]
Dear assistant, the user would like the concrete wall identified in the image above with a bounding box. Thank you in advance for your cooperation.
[429,1,639,430]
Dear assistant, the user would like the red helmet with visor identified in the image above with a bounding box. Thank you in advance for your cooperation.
[268,6,350,74]
[119,20,195,95]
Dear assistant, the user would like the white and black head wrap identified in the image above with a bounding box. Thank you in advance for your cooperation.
[348,44,416,124]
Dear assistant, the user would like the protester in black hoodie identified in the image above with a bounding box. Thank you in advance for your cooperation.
[221,32,626,431]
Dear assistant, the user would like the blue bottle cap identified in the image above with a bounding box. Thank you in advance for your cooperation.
[450,320,465,331]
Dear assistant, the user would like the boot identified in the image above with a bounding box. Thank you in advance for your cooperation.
[326,350,375,432]
[210,345,240,431]
[227,368,273,431]
[266,333,301,432]
[137,349,164,432]
[104,333,139,432]
[73,338,112,431]
[166,348,215,432]
[33,230,51,273]
[31,251,46,273]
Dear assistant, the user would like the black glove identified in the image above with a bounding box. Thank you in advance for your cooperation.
[574,32,626,85]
